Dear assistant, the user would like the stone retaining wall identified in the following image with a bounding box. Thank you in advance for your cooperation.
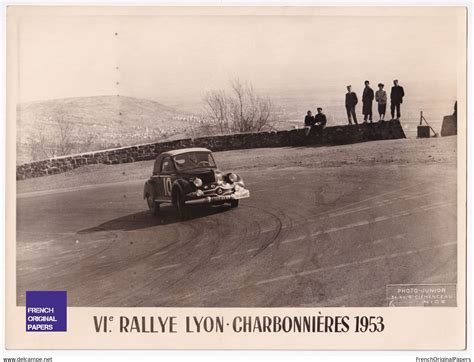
[440,115,457,137]
[17,120,406,180]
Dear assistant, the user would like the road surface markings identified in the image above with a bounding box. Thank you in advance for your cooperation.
[278,194,455,234]
[231,251,244,256]
[318,182,434,219]
[324,220,370,233]
[329,191,447,218]
[256,241,456,286]
[372,234,405,245]
[260,227,277,234]
[421,201,455,211]
[155,263,180,271]
[401,190,439,201]
[281,235,306,245]
[311,201,454,236]
[323,178,455,218]
[206,202,454,262]
[229,247,263,256]
[284,258,304,266]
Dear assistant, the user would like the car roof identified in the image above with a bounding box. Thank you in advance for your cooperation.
[163,148,212,157]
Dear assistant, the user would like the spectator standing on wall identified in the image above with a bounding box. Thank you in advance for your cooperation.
[375,83,387,121]
[362,80,374,123]
[345,85,358,125]
[390,79,405,120]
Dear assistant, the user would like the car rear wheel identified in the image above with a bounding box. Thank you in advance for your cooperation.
[175,191,188,220]
[146,194,160,216]
[230,199,239,208]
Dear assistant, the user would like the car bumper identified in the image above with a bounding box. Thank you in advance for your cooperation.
[185,189,250,205]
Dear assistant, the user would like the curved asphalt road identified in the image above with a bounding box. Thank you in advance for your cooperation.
[16,152,457,307]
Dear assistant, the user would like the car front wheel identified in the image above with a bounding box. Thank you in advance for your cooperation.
[175,191,188,220]
[230,199,239,208]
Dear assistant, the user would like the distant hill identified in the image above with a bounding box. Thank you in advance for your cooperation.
[16,95,199,164]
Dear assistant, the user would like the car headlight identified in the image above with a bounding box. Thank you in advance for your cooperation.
[216,172,223,182]
[196,189,204,197]
[193,177,203,187]
[228,173,238,183]
[234,184,242,191]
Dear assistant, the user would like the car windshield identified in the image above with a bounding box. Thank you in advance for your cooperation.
[173,152,217,171]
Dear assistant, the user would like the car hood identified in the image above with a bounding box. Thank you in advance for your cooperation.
[178,168,220,184]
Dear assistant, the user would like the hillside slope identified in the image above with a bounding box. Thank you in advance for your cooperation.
[16,95,197,164]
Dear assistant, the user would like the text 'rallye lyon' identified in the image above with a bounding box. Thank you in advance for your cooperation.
[143,148,250,219]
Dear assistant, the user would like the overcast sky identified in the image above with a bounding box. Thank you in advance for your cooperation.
[15,8,461,107]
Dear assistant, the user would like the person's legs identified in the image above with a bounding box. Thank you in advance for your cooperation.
[390,102,395,120]
[381,103,386,120]
[346,107,352,124]
[396,103,401,119]
[351,107,358,124]
[369,105,373,122]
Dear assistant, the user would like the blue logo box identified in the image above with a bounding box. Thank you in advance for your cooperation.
[26,291,67,332]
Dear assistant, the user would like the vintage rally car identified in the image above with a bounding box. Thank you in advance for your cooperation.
[143,147,250,218]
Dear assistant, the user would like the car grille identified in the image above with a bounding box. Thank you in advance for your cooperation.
[200,171,216,185]
[203,187,232,196]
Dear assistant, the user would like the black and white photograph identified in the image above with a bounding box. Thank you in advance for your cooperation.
[11,6,464,313]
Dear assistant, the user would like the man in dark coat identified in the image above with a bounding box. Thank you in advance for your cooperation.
[313,107,327,136]
[314,107,327,127]
[362,80,374,122]
[345,85,358,124]
[390,79,405,120]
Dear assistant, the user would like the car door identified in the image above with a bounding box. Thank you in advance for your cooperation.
[156,156,176,203]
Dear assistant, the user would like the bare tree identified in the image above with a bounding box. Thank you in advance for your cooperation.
[202,79,274,134]
[27,111,97,161]
[75,133,97,154]
[204,89,230,134]
[27,133,49,161]
[54,115,75,157]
